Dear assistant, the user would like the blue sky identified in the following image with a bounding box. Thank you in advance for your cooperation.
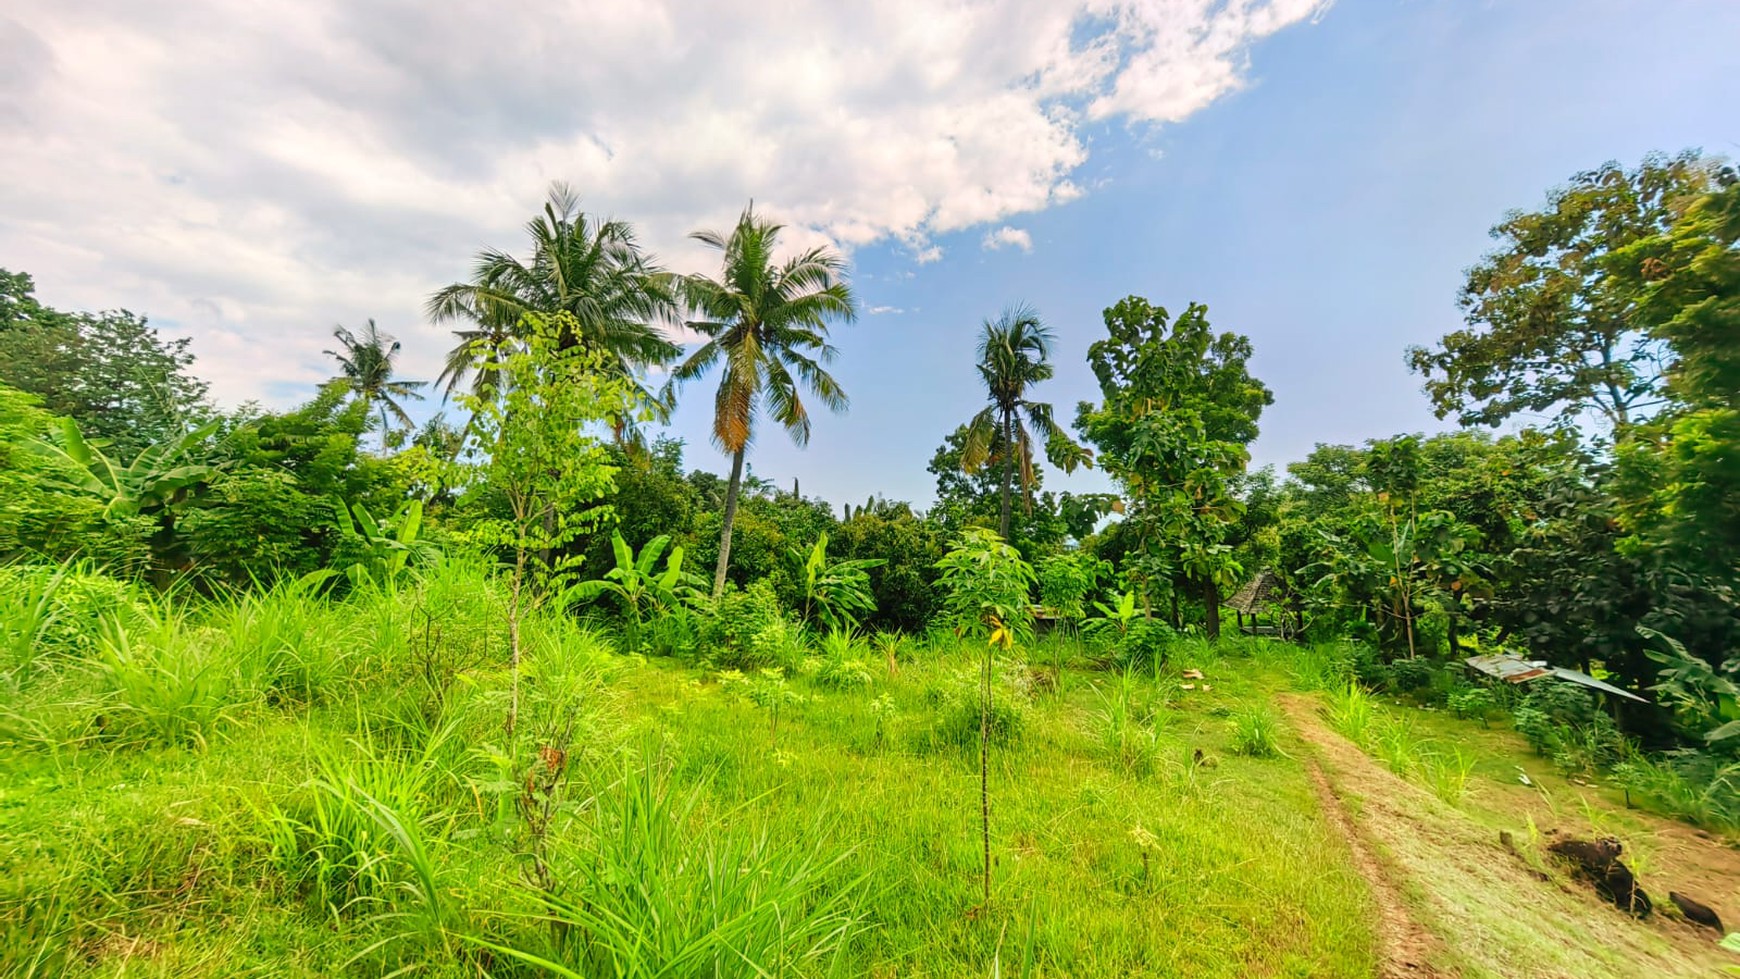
[672,0,1740,507]
[4,0,1737,511]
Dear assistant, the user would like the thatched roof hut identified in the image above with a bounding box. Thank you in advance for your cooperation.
[1225,569,1282,615]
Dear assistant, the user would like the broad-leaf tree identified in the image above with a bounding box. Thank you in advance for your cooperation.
[0,269,209,457]
[934,526,1036,906]
[323,319,426,450]
[959,306,1092,542]
[674,204,858,599]
[1408,151,1730,432]
[1076,297,1272,639]
[456,311,635,733]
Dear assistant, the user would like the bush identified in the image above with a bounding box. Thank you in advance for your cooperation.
[927,661,1031,748]
[810,631,873,691]
[1231,706,1281,758]
[1447,686,1497,724]
[1385,657,1436,693]
[642,607,701,659]
[1112,618,1174,673]
[702,581,792,670]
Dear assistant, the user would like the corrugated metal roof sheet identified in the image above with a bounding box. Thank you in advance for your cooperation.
[1464,654,1648,703]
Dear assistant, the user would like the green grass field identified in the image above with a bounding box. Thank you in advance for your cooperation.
[0,564,1383,977]
[6,562,1734,977]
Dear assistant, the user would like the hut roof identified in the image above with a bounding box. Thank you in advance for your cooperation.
[1225,569,1282,614]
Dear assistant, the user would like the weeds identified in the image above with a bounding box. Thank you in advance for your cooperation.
[470,748,870,977]
[1231,705,1282,758]
[1324,682,1376,746]
[1091,670,1162,777]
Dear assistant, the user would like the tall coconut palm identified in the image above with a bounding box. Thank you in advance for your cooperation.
[324,319,426,449]
[960,306,1092,541]
[674,204,858,599]
[427,182,678,411]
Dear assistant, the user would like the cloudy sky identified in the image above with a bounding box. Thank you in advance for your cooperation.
[3,0,1737,507]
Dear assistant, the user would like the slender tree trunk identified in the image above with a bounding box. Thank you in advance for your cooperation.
[1204,578,1222,640]
[998,410,1014,542]
[980,640,992,906]
[508,547,525,736]
[1169,589,1181,630]
[711,448,747,600]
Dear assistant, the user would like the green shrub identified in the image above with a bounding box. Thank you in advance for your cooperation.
[1231,706,1281,758]
[927,662,1031,748]
[643,606,701,659]
[703,581,792,669]
[1447,686,1497,724]
[1116,618,1174,673]
[1385,657,1436,693]
[811,631,873,691]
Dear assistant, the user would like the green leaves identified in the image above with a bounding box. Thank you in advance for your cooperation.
[559,530,701,644]
[935,527,1037,646]
[1409,150,1728,430]
[455,311,633,581]
[25,416,218,523]
[788,532,884,633]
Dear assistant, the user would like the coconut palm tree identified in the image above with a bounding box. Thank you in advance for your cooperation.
[674,204,858,599]
[427,182,678,410]
[960,306,1092,541]
[324,319,426,449]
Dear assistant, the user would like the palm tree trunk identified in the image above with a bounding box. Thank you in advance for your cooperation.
[998,410,1014,542]
[711,448,747,600]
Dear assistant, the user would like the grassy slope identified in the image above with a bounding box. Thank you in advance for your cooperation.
[1286,684,1740,978]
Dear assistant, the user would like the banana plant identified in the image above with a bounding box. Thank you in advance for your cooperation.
[26,417,219,584]
[332,498,438,588]
[560,531,698,647]
[27,417,219,521]
[1642,627,1740,744]
[1085,589,1140,637]
[789,532,884,633]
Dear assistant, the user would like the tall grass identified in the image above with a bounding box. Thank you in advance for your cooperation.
[0,563,66,683]
[214,572,353,707]
[1091,670,1162,777]
[472,749,871,977]
[91,596,243,748]
[1323,682,1376,746]
[264,721,454,916]
[1231,705,1282,758]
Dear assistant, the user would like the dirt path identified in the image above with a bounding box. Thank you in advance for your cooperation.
[1282,697,1448,977]
[1276,691,1733,979]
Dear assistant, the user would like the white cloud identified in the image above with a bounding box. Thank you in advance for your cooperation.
[982,226,1034,252]
[867,305,905,315]
[0,0,1329,406]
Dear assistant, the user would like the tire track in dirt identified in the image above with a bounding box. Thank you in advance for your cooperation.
[1280,695,1448,978]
